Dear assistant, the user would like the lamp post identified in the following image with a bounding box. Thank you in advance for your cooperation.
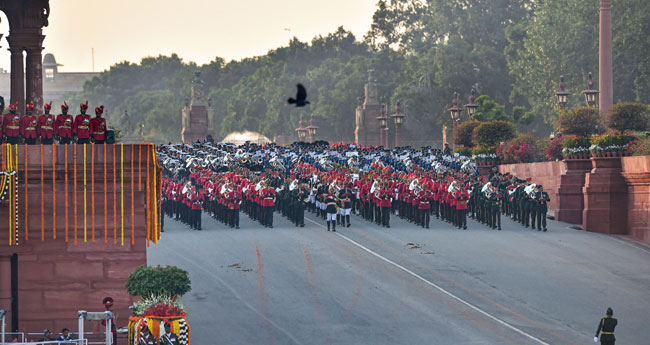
[464,88,479,118]
[306,116,319,143]
[295,115,308,142]
[447,92,462,149]
[377,102,388,147]
[555,75,570,109]
[582,72,599,107]
[391,101,405,148]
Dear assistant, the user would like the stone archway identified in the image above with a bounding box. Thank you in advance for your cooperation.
[0,0,49,114]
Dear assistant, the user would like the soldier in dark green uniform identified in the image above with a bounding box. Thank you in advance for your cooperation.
[535,185,550,231]
[595,307,617,345]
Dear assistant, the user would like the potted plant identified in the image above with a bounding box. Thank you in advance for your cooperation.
[126,265,192,345]
[472,145,499,166]
[589,132,637,157]
[561,136,591,160]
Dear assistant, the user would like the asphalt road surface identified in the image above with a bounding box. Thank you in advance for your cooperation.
[148,210,650,345]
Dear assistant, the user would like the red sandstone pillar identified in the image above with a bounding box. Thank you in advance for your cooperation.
[599,0,613,116]
[26,45,44,111]
[583,156,627,234]
[8,45,25,114]
[556,159,592,224]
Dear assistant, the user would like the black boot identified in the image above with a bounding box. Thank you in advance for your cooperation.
[346,215,351,227]
[327,221,331,231]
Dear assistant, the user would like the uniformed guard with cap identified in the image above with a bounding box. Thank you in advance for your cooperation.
[160,320,180,345]
[56,102,74,144]
[595,307,617,345]
[38,102,56,145]
[101,297,117,345]
[74,101,92,144]
[139,323,157,345]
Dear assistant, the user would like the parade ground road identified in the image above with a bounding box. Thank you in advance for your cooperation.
[148,212,650,345]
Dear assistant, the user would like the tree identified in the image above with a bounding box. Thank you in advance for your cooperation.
[605,102,650,132]
[556,107,602,137]
[472,120,517,146]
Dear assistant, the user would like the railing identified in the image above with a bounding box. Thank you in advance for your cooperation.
[2,340,87,345]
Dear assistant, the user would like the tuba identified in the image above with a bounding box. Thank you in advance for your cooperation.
[289,179,299,191]
[370,180,380,198]
[524,183,537,199]
[448,180,460,194]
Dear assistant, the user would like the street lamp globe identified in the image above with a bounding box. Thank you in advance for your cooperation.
[307,117,319,137]
[555,75,571,109]
[581,72,599,107]
[447,92,462,122]
[391,101,405,125]
[464,88,479,117]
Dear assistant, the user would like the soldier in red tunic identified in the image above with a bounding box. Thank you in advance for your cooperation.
[74,101,92,144]
[90,105,107,144]
[55,102,74,144]
[38,101,56,145]
[21,102,39,145]
[3,103,21,144]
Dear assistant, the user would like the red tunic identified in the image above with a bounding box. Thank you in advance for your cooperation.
[191,192,203,210]
[90,117,107,141]
[74,114,92,139]
[418,191,431,210]
[3,113,21,138]
[38,114,56,140]
[455,191,469,210]
[55,114,74,138]
[21,115,39,139]
[261,187,276,207]
[379,189,392,208]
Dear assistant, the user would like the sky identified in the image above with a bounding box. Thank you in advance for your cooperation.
[0,0,378,73]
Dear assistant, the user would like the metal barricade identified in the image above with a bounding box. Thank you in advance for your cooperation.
[3,340,87,345]
[77,311,113,345]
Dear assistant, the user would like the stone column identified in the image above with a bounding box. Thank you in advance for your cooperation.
[8,46,25,114]
[599,0,613,116]
[555,159,592,224]
[582,156,627,234]
[25,46,44,111]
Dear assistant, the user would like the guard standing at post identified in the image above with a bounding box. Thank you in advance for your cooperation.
[595,308,617,345]
[55,102,74,144]
[91,105,107,144]
[325,193,338,232]
[21,102,39,145]
[38,102,56,145]
[74,101,92,144]
[3,103,21,144]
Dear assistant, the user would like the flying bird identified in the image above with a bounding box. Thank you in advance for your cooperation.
[288,84,310,107]
[283,28,292,32]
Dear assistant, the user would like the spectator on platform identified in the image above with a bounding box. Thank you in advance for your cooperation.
[57,328,73,341]
[443,142,451,156]
[37,329,56,343]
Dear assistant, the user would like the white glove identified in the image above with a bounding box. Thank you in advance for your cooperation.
[594,336,598,343]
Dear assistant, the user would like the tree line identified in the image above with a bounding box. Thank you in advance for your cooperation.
[69,0,650,143]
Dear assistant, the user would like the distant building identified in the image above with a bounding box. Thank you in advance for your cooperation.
[0,53,100,112]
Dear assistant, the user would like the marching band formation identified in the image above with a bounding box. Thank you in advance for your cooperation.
[158,141,550,233]
[0,101,108,145]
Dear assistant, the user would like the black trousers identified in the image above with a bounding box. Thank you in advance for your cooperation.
[536,209,547,229]
[24,137,36,145]
[5,136,19,144]
[77,137,90,144]
[41,138,54,145]
[457,209,467,228]
[264,206,274,227]
[59,137,72,144]
[381,206,391,227]
[419,208,430,227]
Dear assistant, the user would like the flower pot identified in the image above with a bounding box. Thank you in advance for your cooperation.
[129,315,191,345]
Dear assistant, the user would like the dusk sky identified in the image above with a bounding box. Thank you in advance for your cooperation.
[0,0,377,72]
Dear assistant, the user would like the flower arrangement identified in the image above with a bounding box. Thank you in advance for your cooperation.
[562,136,591,159]
[126,265,191,298]
[130,295,186,317]
[497,133,541,163]
[627,137,650,156]
[546,137,564,161]
[453,147,473,158]
[589,132,637,156]
[471,145,499,162]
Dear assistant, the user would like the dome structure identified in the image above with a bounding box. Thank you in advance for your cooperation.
[222,131,271,145]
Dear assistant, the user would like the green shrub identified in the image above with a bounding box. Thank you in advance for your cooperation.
[126,265,191,298]
[455,120,482,147]
[472,120,517,146]
[556,106,602,136]
[605,102,650,132]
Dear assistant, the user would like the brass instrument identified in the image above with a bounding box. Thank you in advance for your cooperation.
[370,180,380,198]
[289,179,299,191]
[448,180,460,194]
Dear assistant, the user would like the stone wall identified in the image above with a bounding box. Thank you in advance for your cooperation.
[497,156,650,245]
[621,156,650,244]
[498,161,565,216]
[0,144,158,337]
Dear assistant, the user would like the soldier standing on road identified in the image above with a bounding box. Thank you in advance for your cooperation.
[595,308,617,345]
[325,193,338,232]
[535,185,549,232]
